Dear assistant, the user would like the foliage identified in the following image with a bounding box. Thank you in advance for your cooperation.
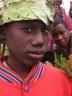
[55,53,72,78]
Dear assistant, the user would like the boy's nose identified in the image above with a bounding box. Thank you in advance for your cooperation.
[32,31,44,46]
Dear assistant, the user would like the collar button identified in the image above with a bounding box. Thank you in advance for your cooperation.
[24,86,29,92]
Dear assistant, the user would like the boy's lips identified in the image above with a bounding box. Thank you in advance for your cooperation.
[29,53,43,59]
[28,51,45,59]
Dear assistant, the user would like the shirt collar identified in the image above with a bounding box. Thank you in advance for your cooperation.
[0,56,44,85]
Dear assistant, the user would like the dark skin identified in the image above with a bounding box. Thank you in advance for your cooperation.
[52,23,70,48]
[3,20,50,78]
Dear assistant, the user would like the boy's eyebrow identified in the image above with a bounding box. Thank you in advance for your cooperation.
[20,21,51,28]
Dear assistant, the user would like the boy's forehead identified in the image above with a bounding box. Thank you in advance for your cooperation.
[19,20,47,25]
[9,20,48,26]
[19,20,51,28]
[4,20,49,29]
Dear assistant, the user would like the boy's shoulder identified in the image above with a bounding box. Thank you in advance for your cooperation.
[44,64,70,80]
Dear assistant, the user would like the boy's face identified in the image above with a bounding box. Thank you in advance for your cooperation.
[52,23,70,48]
[5,20,50,67]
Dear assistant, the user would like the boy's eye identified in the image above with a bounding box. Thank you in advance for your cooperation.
[41,25,50,33]
[41,28,49,33]
[27,28,32,32]
[21,27,33,33]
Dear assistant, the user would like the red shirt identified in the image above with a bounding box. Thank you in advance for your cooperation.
[0,56,72,96]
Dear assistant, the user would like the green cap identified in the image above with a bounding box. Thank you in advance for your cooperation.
[0,0,54,25]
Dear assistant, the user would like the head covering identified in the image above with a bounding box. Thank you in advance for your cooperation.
[0,0,54,25]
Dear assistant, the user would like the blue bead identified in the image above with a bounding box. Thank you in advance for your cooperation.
[24,86,29,92]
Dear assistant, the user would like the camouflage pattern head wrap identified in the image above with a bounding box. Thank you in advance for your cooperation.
[0,0,54,25]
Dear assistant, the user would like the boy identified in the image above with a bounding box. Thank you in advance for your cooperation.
[0,0,71,96]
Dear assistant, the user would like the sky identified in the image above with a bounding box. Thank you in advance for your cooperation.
[0,0,3,8]
[61,0,71,15]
